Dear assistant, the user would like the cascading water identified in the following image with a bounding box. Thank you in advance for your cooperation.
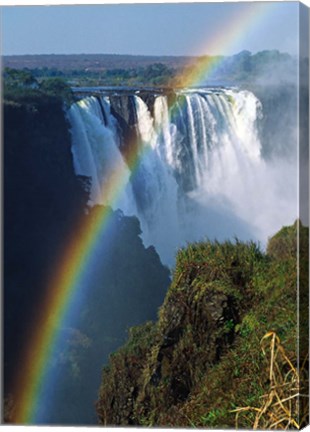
[68,96,138,216]
[68,88,297,266]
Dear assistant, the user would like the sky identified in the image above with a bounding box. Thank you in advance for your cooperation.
[1,1,301,57]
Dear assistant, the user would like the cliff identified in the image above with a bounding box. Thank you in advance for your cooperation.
[3,88,88,391]
[96,221,308,428]
[3,76,171,423]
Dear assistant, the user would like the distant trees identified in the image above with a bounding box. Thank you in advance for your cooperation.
[144,63,174,85]
[94,63,174,86]
[3,68,74,105]
[3,63,177,88]
[39,77,74,104]
[3,67,38,88]
[2,50,296,89]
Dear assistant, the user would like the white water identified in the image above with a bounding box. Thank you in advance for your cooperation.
[68,96,138,216]
[68,88,297,266]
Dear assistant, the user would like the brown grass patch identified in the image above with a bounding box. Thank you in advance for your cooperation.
[233,332,309,429]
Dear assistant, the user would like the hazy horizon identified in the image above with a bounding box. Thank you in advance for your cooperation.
[2,48,295,58]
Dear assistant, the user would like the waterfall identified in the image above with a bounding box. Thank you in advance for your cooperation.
[68,96,138,216]
[68,88,297,266]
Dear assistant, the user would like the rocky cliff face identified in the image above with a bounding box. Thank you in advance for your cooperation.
[109,94,138,155]
[3,95,88,392]
[96,222,308,428]
[37,206,171,424]
[3,93,171,424]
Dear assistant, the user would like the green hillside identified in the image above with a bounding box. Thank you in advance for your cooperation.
[96,221,308,428]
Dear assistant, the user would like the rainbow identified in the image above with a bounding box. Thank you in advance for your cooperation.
[12,1,275,424]
[12,136,143,423]
[178,2,276,88]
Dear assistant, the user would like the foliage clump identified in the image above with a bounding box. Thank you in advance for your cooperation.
[96,222,308,428]
[3,67,75,107]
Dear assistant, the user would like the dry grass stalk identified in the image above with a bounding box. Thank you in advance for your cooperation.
[232,332,309,429]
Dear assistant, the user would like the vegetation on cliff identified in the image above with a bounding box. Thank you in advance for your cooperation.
[96,221,308,428]
[3,67,75,105]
